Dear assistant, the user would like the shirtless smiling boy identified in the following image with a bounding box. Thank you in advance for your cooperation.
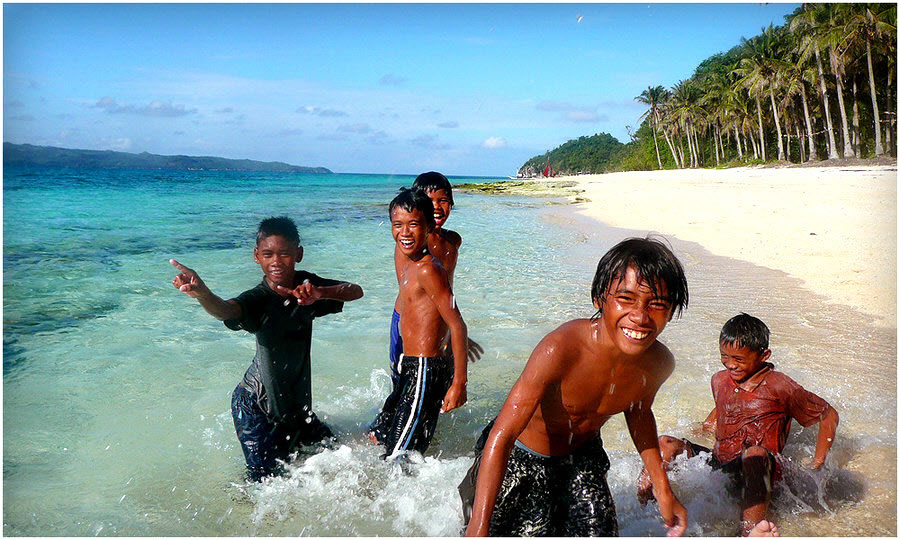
[459,236,689,536]
[372,187,469,457]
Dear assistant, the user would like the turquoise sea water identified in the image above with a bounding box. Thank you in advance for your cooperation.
[3,168,896,536]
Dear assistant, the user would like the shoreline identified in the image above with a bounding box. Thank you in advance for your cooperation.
[461,163,897,327]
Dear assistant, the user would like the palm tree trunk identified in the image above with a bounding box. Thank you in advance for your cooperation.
[734,124,743,159]
[795,124,805,162]
[865,34,884,155]
[755,95,766,161]
[829,48,853,158]
[800,84,818,161]
[659,114,680,168]
[768,87,785,161]
[814,44,839,159]
[713,124,721,166]
[851,78,861,157]
[652,125,663,169]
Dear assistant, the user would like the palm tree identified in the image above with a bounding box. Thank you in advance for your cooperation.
[636,86,666,169]
[791,4,840,159]
[841,3,894,156]
[734,27,790,161]
[816,4,856,157]
[778,35,819,162]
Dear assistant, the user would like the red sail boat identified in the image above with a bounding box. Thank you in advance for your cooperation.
[542,158,556,178]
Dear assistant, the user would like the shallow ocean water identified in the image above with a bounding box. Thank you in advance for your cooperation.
[3,168,895,536]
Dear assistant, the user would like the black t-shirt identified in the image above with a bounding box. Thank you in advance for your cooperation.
[225,271,343,424]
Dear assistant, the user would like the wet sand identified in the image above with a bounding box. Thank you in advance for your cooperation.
[559,164,897,327]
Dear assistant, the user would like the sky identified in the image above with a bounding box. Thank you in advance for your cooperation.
[3,3,801,176]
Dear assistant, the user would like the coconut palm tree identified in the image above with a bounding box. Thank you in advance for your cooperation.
[734,27,790,161]
[841,3,895,156]
[815,4,856,157]
[778,35,820,162]
[791,4,841,159]
[636,86,666,169]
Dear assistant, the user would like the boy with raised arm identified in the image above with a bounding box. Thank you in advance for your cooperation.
[637,313,838,536]
[460,237,689,537]
[371,188,469,457]
[170,216,363,481]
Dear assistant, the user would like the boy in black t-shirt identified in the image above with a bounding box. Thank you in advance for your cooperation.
[170,216,363,480]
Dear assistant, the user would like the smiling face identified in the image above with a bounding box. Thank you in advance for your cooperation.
[253,234,302,290]
[424,188,452,229]
[595,265,673,357]
[391,206,432,259]
[719,342,771,383]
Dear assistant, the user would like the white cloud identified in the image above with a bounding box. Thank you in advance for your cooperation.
[94,97,197,117]
[297,105,347,117]
[566,111,601,122]
[339,123,372,134]
[481,136,507,149]
[379,74,406,86]
[438,121,459,128]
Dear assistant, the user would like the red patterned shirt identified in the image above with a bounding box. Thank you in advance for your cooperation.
[711,363,830,464]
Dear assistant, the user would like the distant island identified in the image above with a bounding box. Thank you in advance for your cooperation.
[2,143,332,173]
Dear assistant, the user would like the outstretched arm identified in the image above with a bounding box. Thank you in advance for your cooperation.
[625,402,688,537]
[170,259,241,321]
[811,405,839,470]
[276,280,364,305]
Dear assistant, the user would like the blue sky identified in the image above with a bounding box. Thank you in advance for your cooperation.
[4,3,800,176]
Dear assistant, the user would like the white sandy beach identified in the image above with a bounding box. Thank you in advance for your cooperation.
[555,165,897,327]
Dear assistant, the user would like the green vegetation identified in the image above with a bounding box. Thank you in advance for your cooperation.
[522,3,897,174]
[519,133,626,176]
[2,143,332,173]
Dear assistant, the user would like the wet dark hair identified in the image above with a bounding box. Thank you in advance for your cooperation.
[256,216,300,246]
[719,313,770,353]
[590,236,688,320]
[389,187,436,230]
[412,171,454,207]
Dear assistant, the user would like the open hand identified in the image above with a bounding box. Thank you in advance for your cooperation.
[467,338,484,363]
[441,382,467,412]
[657,491,688,537]
[170,259,209,298]
[276,279,321,305]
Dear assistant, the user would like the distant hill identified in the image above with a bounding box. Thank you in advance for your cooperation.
[519,133,626,176]
[2,143,332,173]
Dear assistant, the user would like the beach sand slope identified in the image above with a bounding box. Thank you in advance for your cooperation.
[548,165,897,327]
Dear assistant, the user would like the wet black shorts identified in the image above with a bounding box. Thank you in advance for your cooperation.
[681,438,779,486]
[459,420,619,536]
[373,355,454,457]
[231,384,334,481]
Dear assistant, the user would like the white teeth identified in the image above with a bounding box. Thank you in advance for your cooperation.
[622,328,649,340]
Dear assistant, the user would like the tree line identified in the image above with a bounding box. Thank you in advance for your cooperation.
[633,3,896,170]
[520,4,896,175]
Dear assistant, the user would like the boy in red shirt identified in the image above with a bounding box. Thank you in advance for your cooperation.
[637,313,839,535]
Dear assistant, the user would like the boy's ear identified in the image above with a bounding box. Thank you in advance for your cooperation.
[295,246,304,264]
[253,246,260,264]
[760,348,772,362]
[592,296,601,310]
